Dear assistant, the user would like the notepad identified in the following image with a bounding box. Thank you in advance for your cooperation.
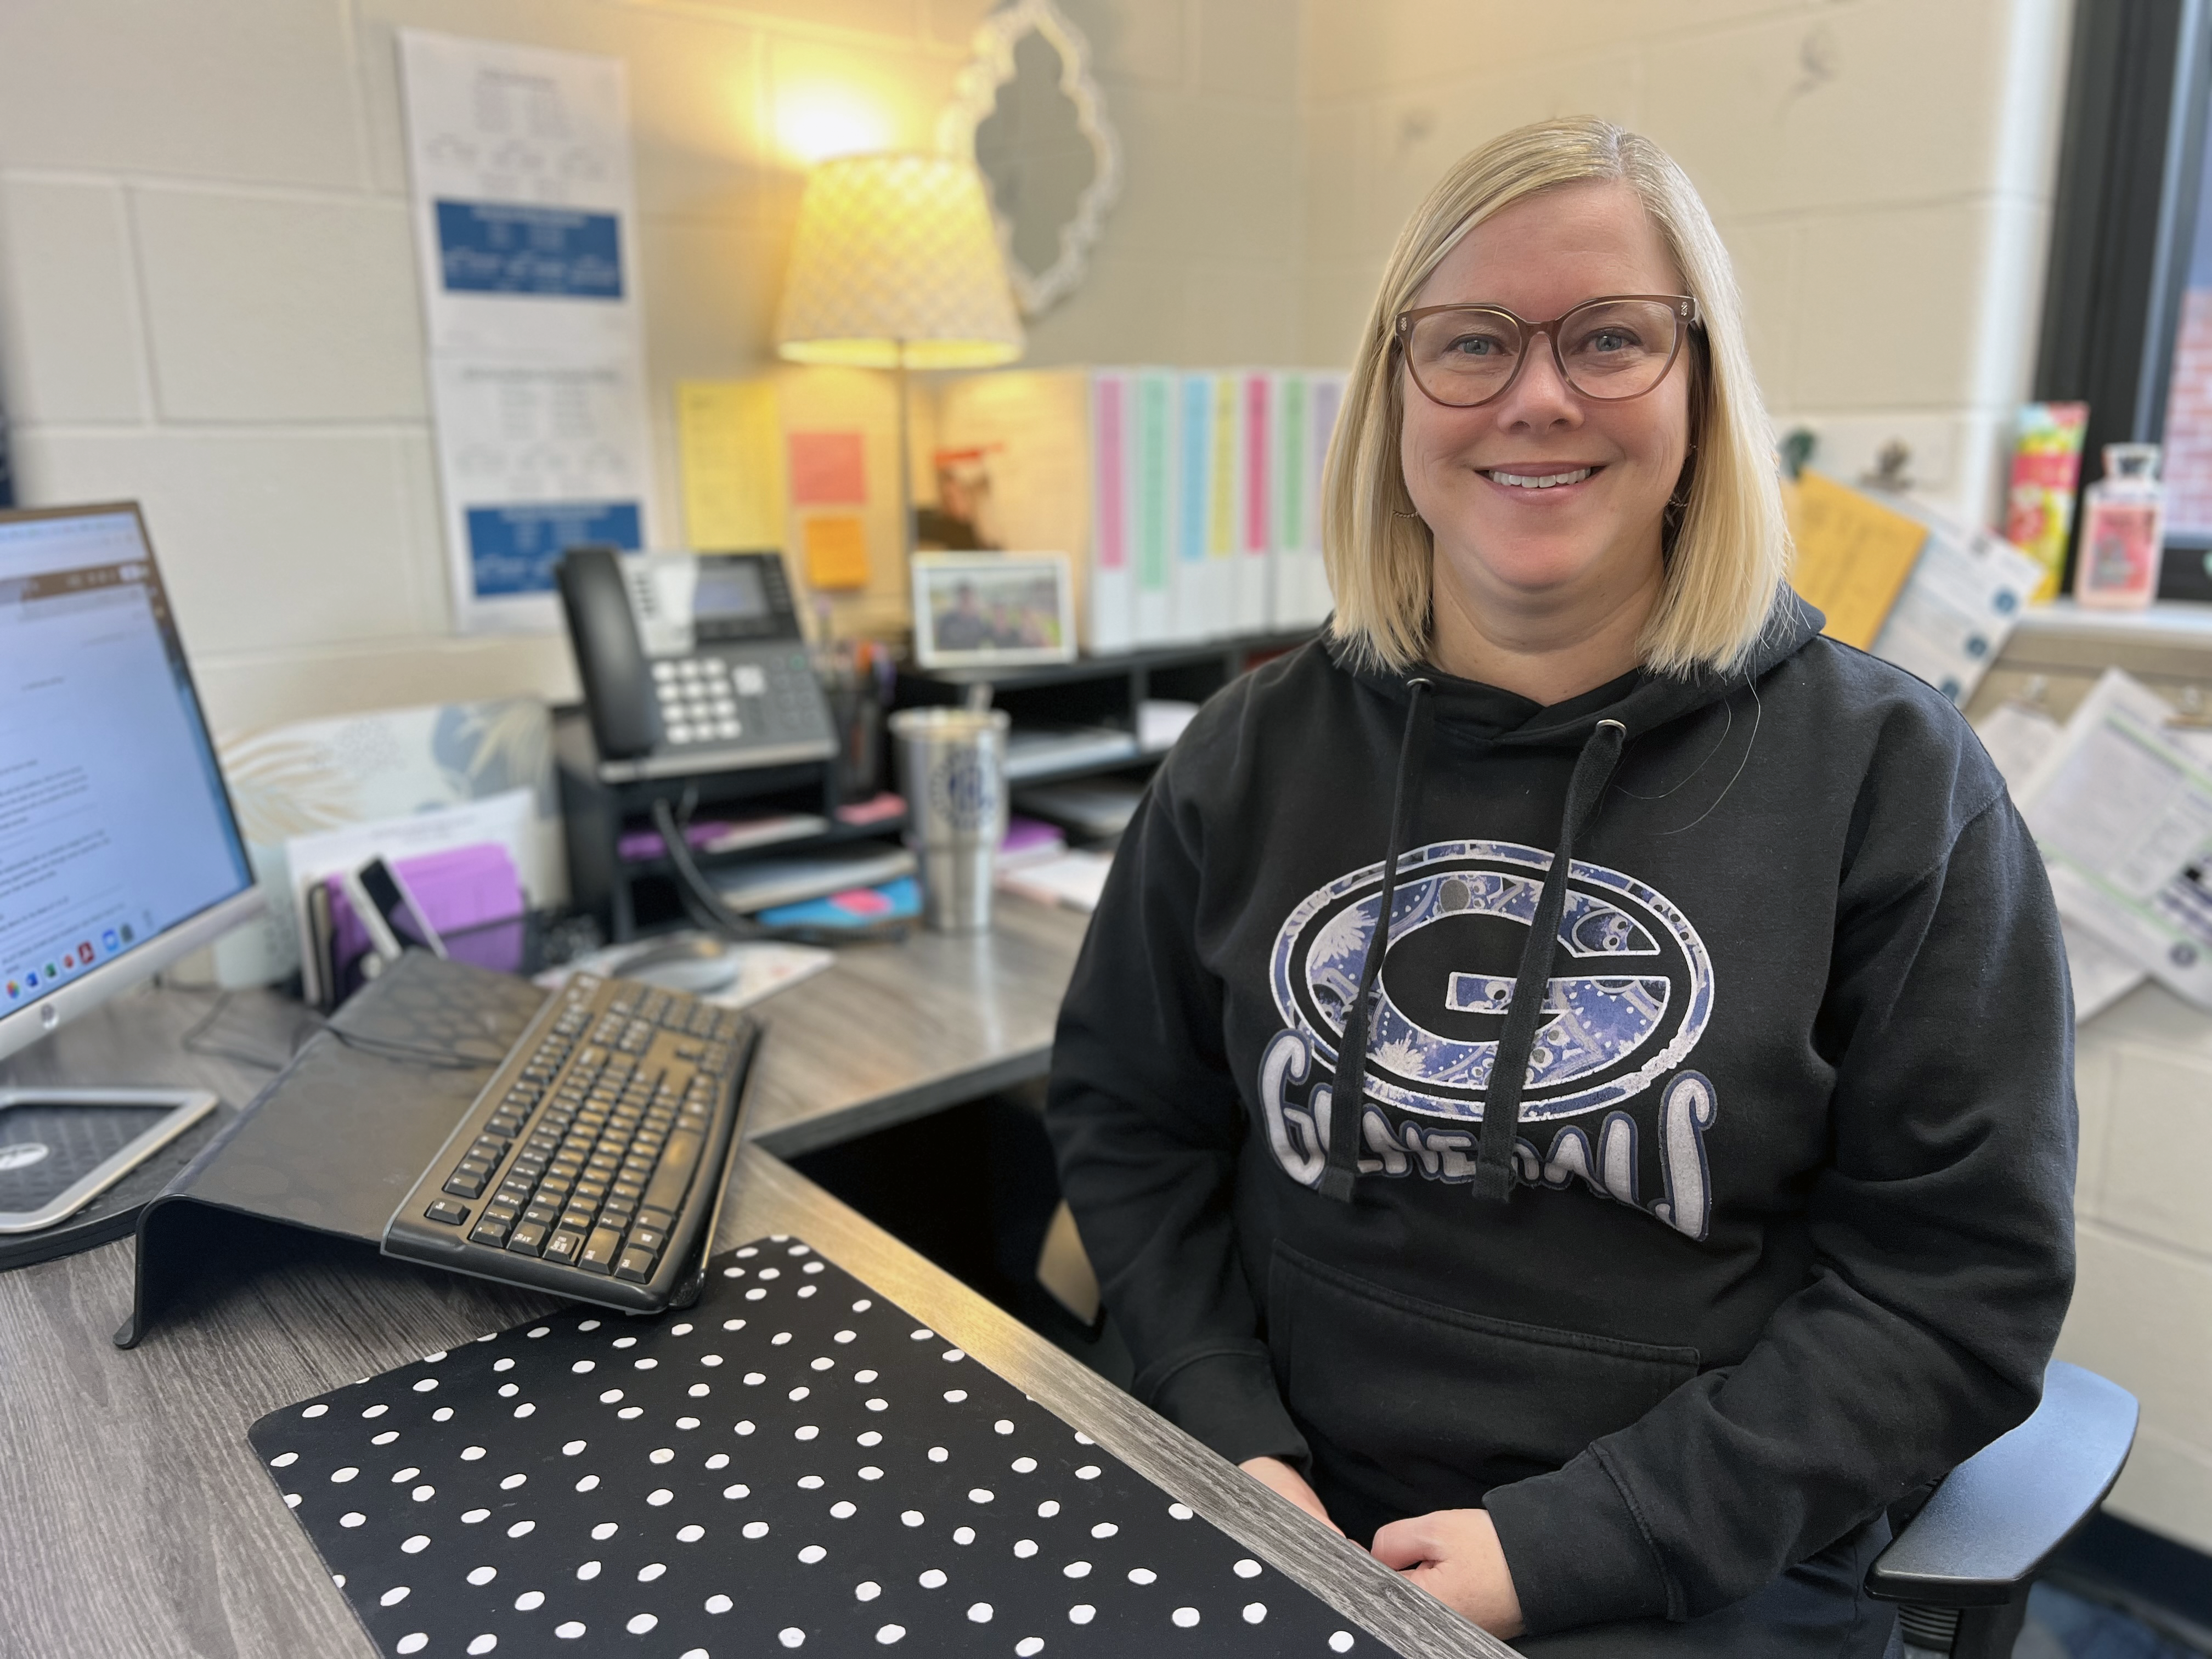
[251,1238,1384,1658]
[1784,471,1928,650]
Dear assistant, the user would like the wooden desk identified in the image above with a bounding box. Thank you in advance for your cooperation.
[0,902,1508,1659]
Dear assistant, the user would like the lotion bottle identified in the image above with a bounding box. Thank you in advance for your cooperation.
[2073,443,2165,609]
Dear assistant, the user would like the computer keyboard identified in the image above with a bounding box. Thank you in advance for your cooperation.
[382,971,760,1313]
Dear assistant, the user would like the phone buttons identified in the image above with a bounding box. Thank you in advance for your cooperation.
[732,662,768,697]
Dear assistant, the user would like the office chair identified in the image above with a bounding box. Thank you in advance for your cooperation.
[1868,1361,2140,1659]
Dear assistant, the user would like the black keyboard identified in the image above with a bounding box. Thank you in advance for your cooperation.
[381,971,760,1313]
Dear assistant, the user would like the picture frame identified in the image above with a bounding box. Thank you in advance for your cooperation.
[911,552,1078,669]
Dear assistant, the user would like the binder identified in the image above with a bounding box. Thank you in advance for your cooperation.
[1175,373,1219,640]
[1087,371,1136,653]
[1290,371,1348,628]
[1239,371,1274,633]
[1271,371,1316,628]
[1206,373,1241,640]
[1133,369,1177,645]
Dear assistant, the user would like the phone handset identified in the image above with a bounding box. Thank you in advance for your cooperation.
[556,545,664,760]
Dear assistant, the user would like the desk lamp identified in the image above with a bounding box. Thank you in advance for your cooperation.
[774,153,1024,561]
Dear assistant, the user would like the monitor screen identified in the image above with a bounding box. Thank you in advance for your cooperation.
[0,505,256,1046]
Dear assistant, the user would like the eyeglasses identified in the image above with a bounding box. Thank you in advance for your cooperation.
[1393,295,1700,409]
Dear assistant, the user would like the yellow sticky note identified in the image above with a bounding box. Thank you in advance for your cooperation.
[1785,471,1928,649]
[803,514,870,590]
[677,380,786,549]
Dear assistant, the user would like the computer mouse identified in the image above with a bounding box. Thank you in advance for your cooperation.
[606,933,741,995]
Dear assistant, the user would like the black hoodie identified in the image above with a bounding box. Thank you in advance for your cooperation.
[1044,595,2076,1637]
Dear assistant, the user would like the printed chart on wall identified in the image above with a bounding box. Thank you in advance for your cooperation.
[399,30,655,634]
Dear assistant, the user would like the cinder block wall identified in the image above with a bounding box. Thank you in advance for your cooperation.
[13,0,2206,1564]
[2066,990,2212,1553]
[1297,0,2074,537]
[0,0,1305,735]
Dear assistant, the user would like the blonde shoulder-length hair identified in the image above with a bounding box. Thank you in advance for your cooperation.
[1323,117,1789,679]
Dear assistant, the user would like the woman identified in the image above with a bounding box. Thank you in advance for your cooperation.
[1045,117,2073,1655]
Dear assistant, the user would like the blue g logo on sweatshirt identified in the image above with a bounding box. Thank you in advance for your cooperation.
[1266,839,1714,1125]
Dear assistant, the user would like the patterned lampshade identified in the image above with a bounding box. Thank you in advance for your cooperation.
[775,154,1024,370]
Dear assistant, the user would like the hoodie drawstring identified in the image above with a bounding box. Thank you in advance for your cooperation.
[1318,696,1626,1206]
[1472,717,1626,1201]
[1319,678,1434,1202]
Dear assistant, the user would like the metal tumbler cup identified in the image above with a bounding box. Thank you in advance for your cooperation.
[888,706,1010,933]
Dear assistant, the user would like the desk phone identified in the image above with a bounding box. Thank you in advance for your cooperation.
[557,546,837,785]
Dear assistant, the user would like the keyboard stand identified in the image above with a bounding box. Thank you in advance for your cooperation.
[116,953,548,1348]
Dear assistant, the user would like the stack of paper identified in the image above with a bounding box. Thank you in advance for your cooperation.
[536,936,832,1012]
[1973,697,2147,1021]
[1138,699,1200,751]
[997,849,1114,913]
[998,815,1069,868]
[615,810,828,863]
[1012,778,1146,839]
[1003,724,1143,781]
[2011,668,2212,1015]
[709,843,917,913]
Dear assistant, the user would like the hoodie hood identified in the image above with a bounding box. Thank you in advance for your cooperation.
[1327,589,1826,748]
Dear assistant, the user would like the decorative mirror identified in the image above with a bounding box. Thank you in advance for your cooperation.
[938,0,1122,319]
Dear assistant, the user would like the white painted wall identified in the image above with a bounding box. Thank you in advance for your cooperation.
[0,0,1304,738]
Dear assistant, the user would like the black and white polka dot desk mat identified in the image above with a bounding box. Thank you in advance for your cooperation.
[250,1237,1386,1658]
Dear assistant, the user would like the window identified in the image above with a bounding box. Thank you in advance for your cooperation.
[2036,0,2212,591]
[2163,151,2212,534]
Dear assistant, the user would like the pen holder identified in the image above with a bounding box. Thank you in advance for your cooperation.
[825,674,885,802]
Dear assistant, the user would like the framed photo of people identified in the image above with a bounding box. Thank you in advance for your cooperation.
[911,552,1077,669]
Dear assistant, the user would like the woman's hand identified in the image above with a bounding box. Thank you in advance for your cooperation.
[1370,1508,1525,1638]
[1238,1457,1344,1536]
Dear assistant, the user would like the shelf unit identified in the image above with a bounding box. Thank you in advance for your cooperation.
[556,711,901,942]
[559,630,1316,939]
[895,631,1312,747]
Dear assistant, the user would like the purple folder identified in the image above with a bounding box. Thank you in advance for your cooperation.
[325,843,526,975]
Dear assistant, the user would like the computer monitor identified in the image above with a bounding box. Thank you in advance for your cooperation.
[0,503,262,1066]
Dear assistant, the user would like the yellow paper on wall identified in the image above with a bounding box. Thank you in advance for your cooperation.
[677,380,786,549]
[1785,471,1928,648]
[803,514,870,590]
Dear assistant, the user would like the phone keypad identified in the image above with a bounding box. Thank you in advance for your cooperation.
[650,652,828,748]
[652,658,742,745]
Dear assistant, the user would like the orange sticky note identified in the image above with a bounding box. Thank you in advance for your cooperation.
[804,514,870,589]
[788,431,867,505]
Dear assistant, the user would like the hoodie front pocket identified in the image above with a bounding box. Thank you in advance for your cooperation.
[1268,1241,1698,1520]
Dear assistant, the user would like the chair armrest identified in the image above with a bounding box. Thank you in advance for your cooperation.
[1866,1361,2138,1607]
